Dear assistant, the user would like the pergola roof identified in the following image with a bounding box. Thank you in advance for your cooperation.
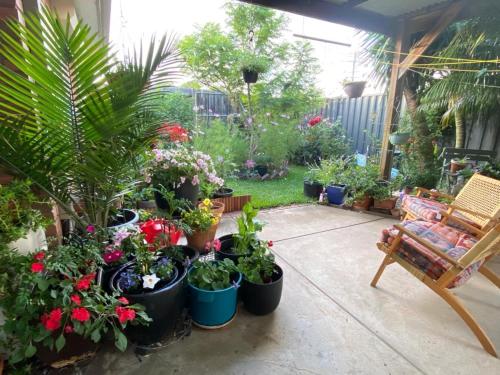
[241,0,496,36]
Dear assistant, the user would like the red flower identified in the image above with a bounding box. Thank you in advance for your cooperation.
[31,262,44,273]
[307,116,322,127]
[34,251,45,261]
[157,123,188,142]
[64,325,74,334]
[267,240,274,247]
[70,294,81,306]
[75,273,95,291]
[118,297,129,305]
[115,306,136,324]
[41,308,62,331]
[71,307,91,322]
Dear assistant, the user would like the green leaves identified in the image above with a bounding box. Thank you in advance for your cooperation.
[24,343,36,358]
[188,259,237,291]
[55,334,66,352]
[114,327,128,352]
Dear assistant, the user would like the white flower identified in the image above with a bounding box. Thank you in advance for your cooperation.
[180,176,186,184]
[143,274,160,289]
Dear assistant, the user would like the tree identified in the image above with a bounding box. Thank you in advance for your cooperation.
[0,8,180,228]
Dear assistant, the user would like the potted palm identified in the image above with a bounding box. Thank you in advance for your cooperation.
[215,203,262,263]
[0,241,149,370]
[110,231,188,345]
[0,8,181,232]
[238,241,283,315]
[187,259,241,328]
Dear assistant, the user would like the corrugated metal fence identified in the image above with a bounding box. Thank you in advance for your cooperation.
[319,95,387,155]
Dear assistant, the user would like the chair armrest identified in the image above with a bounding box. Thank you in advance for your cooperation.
[415,187,454,201]
[393,224,462,268]
[438,210,485,237]
[448,204,496,220]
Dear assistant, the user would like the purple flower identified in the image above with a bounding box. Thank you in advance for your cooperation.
[232,281,240,289]
[245,159,256,169]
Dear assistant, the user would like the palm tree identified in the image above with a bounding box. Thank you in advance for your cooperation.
[421,18,500,148]
[0,8,180,228]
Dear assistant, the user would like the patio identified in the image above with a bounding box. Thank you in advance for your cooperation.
[85,205,500,375]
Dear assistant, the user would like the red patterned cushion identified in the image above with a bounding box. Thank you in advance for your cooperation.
[401,195,478,233]
[381,220,483,288]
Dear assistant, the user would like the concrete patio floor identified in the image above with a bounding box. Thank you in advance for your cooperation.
[86,204,500,375]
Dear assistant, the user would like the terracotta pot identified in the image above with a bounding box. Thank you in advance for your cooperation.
[450,160,466,174]
[352,195,373,211]
[373,197,397,210]
[186,224,218,252]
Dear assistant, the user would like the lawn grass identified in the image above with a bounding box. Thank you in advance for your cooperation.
[226,165,315,209]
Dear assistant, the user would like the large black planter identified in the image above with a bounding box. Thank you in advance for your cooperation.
[159,245,199,267]
[303,181,323,198]
[110,261,188,345]
[214,234,251,264]
[154,180,200,210]
[343,81,366,98]
[241,264,283,315]
[243,69,258,83]
[213,187,234,198]
[36,333,98,367]
[107,209,139,230]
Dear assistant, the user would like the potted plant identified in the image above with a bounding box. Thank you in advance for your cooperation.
[213,186,234,198]
[215,202,262,263]
[343,163,379,210]
[450,157,470,174]
[182,200,221,252]
[146,145,224,208]
[1,180,50,254]
[389,131,411,146]
[239,53,269,84]
[110,231,188,345]
[317,158,352,205]
[238,240,283,315]
[187,259,241,328]
[0,9,181,231]
[106,208,140,231]
[0,242,149,371]
[342,79,366,98]
[303,166,324,199]
[372,180,398,210]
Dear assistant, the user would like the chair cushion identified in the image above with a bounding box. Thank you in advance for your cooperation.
[381,220,483,288]
[401,195,479,233]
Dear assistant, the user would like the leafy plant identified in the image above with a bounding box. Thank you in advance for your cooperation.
[342,163,379,200]
[233,202,263,255]
[237,241,275,284]
[0,8,181,229]
[188,259,238,291]
[0,243,150,368]
[239,52,269,73]
[157,92,195,129]
[0,180,50,244]
[316,157,353,186]
[181,201,218,233]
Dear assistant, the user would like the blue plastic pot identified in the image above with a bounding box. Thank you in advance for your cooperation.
[326,184,347,205]
[188,268,242,328]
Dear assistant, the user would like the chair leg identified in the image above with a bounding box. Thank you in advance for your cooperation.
[430,284,497,357]
[371,255,393,287]
[479,266,500,289]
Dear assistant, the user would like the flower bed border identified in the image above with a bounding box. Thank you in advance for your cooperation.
[214,195,251,213]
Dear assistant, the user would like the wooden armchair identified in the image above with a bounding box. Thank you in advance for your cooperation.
[402,173,500,237]
[371,217,500,356]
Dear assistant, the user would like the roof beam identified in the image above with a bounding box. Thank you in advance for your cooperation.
[397,0,465,79]
[239,0,394,36]
[340,0,368,9]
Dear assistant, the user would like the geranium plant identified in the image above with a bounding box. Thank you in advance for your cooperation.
[146,144,224,189]
[0,244,150,367]
[188,259,238,291]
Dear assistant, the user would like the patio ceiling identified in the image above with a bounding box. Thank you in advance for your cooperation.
[240,0,494,36]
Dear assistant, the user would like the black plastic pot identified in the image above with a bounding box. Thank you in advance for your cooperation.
[241,264,283,315]
[303,181,323,198]
[110,261,188,345]
[213,187,234,198]
[255,165,268,177]
[343,81,366,98]
[154,180,200,210]
[214,235,251,264]
[243,69,259,83]
[99,263,125,294]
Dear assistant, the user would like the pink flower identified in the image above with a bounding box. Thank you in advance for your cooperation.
[31,262,44,273]
[191,175,200,185]
[86,225,95,233]
[118,297,129,305]
[245,159,256,169]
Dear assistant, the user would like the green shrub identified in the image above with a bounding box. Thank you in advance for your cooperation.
[158,92,195,128]
[256,120,299,168]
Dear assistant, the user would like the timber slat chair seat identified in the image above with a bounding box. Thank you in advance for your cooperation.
[372,216,500,357]
[402,173,500,237]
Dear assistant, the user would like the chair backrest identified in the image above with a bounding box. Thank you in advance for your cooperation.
[442,148,496,163]
[453,174,500,230]
[457,223,500,268]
